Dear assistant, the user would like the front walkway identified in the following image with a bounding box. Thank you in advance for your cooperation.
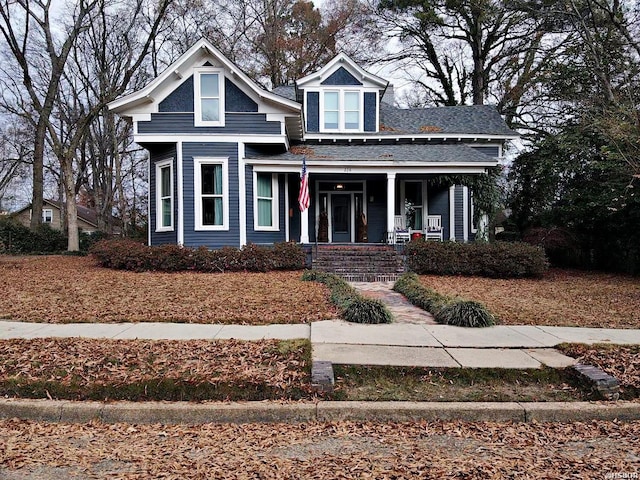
[351,281,436,324]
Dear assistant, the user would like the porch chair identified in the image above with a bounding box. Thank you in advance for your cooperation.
[394,215,411,243]
[425,215,443,241]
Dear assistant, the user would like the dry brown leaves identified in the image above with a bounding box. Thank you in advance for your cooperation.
[420,268,640,328]
[0,419,639,478]
[0,255,337,324]
[0,338,310,399]
[560,344,640,391]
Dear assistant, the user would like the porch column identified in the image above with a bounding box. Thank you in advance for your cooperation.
[300,207,309,244]
[386,173,396,240]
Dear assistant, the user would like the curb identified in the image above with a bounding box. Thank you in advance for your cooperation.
[1,399,639,424]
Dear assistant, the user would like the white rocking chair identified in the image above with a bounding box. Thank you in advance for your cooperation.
[425,215,443,241]
[394,215,411,244]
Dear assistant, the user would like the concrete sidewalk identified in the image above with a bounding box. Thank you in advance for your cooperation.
[2,319,640,369]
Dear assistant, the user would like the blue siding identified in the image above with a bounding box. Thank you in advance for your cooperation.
[364,92,377,132]
[306,92,319,132]
[321,67,363,86]
[149,144,178,246]
[427,186,449,241]
[288,174,301,241]
[158,76,258,113]
[182,142,240,248]
[138,113,281,134]
[366,179,387,243]
[159,77,193,112]
[455,185,464,241]
[246,167,286,244]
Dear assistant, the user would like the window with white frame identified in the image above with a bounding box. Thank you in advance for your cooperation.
[194,157,228,230]
[194,68,225,126]
[254,172,279,231]
[321,90,361,132]
[404,181,423,231]
[42,209,53,224]
[156,160,173,231]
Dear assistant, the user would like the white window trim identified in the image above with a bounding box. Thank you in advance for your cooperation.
[155,159,174,232]
[320,89,363,133]
[194,157,229,231]
[253,172,279,232]
[193,67,225,127]
[42,208,53,224]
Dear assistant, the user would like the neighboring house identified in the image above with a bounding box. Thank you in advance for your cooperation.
[12,199,101,233]
[109,39,517,249]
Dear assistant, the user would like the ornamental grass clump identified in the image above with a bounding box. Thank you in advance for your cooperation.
[302,270,393,324]
[393,272,495,327]
[435,300,496,328]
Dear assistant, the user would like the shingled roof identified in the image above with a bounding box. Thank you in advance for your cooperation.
[379,104,515,136]
[246,143,496,163]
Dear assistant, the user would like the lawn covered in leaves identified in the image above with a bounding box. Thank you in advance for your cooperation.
[0,255,337,324]
[559,344,640,399]
[0,338,312,401]
[1,419,638,478]
[420,269,640,328]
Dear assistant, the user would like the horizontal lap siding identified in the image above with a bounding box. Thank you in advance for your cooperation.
[427,187,449,240]
[246,166,286,244]
[138,113,281,135]
[182,142,240,248]
[149,145,178,246]
[366,179,387,243]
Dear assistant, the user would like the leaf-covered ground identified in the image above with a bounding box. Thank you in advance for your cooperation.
[0,419,638,478]
[559,344,640,397]
[0,338,312,401]
[420,269,640,328]
[0,256,337,324]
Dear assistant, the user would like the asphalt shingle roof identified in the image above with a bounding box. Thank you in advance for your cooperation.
[246,144,495,163]
[379,104,516,136]
[272,85,297,101]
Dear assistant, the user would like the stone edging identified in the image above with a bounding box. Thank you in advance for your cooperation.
[0,399,639,424]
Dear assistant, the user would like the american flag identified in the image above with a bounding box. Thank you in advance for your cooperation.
[298,157,310,212]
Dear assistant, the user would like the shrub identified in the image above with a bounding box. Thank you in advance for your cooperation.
[302,270,393,324]
[0,218,67,254]
[405,240,548,278]
[393,272,495,327]
[90,239,306,273]
[435,300,495,328]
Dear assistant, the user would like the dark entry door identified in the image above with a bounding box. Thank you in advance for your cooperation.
[331,194,351,242]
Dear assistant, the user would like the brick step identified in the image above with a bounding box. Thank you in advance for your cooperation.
[311,245,406,282]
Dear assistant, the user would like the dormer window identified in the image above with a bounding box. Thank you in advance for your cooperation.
[321,90,361,132]
[194,68,225,126]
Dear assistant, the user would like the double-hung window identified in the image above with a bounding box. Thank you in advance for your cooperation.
[42,209,53,224]
[322,90,361,132]
[156,160,173,232]
[195,157,228,230]
[254,172,279,231]
[194,68,225,126]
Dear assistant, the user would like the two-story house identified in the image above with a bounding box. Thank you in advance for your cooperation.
[109,39,517,249]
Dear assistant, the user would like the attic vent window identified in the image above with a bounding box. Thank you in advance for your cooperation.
[194,67,225,127]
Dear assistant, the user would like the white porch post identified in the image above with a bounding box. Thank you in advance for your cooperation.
[300,206,309,244]
[386,173,396,241]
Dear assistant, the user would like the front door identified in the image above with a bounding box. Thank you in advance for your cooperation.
[331,194,351,242]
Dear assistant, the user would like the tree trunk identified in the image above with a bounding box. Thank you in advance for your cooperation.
[62,158,80,251]
[29,120,46,229]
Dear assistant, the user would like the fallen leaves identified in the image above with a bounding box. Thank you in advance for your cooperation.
[0,419,639,478]
[0,338,312,401]
[420,268,640,328]
[0,255,337,324]
[559,344,640,394]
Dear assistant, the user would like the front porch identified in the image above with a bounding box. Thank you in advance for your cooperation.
[293,174,480,245]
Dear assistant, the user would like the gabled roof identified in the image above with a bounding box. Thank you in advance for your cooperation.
[12,199,99,227]
[379,104,517,137]
[296,52,388,89]
[109,38,301,115]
